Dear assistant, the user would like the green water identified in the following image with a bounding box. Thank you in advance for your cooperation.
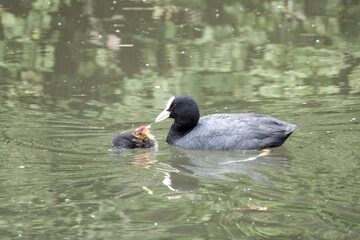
[0,0,359,239]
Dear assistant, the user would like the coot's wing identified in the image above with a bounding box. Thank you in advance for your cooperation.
[175,114,298,150]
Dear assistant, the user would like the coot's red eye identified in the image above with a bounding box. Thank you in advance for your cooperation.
[173,104,176,107]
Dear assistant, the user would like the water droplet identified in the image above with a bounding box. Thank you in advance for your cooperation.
[19,166,25,168]
[316,39,320,43]
[90,214,95,218]
[154,222,157,225]
[58,22,62,26]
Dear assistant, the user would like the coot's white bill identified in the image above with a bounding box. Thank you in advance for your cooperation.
[155,96,175,122]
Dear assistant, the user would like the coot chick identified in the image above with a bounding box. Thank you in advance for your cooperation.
[112,125,157,150]
[155,95,299,150]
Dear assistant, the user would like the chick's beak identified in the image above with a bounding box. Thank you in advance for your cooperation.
[134,125,151,134]
[143,125,151,134]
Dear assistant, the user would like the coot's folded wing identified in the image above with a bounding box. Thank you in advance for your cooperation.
[174,114,298,150]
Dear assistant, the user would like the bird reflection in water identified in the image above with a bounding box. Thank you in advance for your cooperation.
[167,146,292,186]
[130,153,157,169]
[115,147,292,192]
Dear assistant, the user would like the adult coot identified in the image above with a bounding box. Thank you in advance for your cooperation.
[155,95,299,150]
[112,125,157,150]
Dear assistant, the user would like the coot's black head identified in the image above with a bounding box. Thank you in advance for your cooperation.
[155,95,200,132]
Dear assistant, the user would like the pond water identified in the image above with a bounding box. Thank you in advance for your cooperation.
[0,0,359,239]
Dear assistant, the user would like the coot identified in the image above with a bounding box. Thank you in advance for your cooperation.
[155,95,299,150]
[112,125,157,150]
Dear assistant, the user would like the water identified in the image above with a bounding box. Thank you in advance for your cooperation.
[0,0,359,239]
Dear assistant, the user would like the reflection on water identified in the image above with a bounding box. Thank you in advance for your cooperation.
[168,147,290,185]
[0,0,360,239]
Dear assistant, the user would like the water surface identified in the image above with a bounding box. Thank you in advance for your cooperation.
[0,0,359,239]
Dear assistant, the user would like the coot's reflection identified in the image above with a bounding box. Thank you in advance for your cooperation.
[164,146,292,190]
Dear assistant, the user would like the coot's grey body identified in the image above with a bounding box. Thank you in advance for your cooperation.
[170,113,298,150]
[155,95,299,151]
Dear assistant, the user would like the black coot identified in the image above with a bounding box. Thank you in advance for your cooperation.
[112,125,156,150]
[155,95,299,150]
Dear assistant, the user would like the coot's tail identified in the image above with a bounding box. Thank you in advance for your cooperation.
[270,123,299,148]
[287,123,299,134]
